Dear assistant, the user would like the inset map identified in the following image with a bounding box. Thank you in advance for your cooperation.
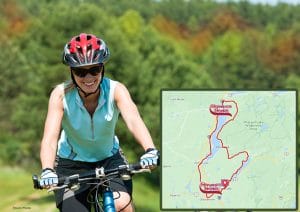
[161,90,297,210]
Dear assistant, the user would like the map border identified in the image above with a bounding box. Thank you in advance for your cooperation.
[160,89,298,211]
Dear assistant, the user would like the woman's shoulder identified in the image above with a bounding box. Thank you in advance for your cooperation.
[46,83,65,110]
[50,83,65,101]
[114,81,131,101]
[103,77,118,84]
[102,77,120,92]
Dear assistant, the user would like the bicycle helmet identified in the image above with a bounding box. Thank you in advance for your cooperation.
[62,33,110,67]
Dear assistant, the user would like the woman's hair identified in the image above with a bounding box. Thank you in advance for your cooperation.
[63,80,76,94]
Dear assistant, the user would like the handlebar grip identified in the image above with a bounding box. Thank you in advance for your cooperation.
[58,177,66,186]
[129,163,142,170]
[32,175,43,190]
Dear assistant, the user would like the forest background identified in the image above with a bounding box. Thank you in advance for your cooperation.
[0,0,299,211]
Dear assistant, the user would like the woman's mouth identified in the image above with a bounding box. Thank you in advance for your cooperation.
[82,80,98,89]
[84,81,95,86]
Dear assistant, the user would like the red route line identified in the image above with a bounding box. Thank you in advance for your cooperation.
[197,100,249,198]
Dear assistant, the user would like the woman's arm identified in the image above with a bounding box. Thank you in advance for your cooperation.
[114,83,155,151]
[40,85,64,169]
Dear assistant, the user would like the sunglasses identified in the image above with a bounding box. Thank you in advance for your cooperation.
[71,65,103,78]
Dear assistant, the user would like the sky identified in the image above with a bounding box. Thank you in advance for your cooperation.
[215,0,300,5]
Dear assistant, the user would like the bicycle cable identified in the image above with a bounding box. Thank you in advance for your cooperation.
[85,178,133,212]
[110,179,132,212]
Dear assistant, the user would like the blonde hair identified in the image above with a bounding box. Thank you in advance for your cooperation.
[64,80,76,94]
[52,80,76,95]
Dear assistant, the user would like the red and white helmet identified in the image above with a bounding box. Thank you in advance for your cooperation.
[62,33,110,67]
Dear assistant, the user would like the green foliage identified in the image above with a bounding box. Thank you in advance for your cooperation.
[0,133,24,165]
[203,31,279,88]
[119,10,145,39]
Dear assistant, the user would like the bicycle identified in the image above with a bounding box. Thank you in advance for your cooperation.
[32,163,151,212]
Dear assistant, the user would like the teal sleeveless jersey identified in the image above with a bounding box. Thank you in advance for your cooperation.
[57,77,120,162]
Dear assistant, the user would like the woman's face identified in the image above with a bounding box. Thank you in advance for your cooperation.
[71,64,103,94]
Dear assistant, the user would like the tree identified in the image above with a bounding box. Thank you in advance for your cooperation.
[203,31,278,88]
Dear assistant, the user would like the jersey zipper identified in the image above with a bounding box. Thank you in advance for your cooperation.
[77,89,102,141]
[90,104,100,140]
[91,116,95,139]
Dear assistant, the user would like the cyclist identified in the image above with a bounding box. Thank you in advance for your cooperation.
[39,33,159,212]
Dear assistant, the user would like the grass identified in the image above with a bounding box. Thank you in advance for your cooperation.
[0,166,57,212]
[0,166,159,212]
[133,175,160,211]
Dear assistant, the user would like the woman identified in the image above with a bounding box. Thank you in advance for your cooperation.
[39,33,159,212]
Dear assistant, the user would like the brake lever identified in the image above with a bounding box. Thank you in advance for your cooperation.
[131,168,151,174]
[47,174,80,192]
[47,184,68,192]
[47,183,81,192]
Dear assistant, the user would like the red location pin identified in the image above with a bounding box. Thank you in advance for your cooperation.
[221,179,230,188]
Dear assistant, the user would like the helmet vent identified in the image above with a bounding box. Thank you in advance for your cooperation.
[87,35,92,40]
[75,36,81,42]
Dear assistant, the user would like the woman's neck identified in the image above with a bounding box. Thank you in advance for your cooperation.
[79,89,100,103]
[79,89,100,116]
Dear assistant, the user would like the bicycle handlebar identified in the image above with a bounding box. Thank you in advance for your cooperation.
[32,163,150,191]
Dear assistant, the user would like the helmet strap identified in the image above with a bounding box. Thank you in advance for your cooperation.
[100,65,105,83]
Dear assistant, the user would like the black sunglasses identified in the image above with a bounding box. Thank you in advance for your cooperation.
[71,65,103,78]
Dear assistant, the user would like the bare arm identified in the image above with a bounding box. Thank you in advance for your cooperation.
[114,83,155,151]
[40,85,64,169]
